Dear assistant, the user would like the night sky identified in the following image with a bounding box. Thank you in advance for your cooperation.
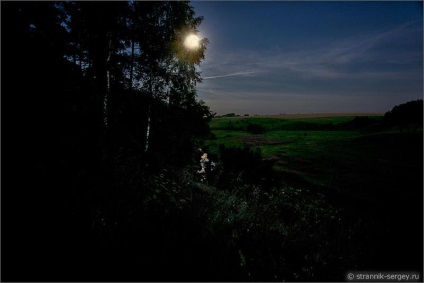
[191,1,423,115]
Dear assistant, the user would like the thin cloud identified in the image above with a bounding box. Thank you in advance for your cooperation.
[203,71,259,80]
[201,21,422,81]
[197,21,422,114]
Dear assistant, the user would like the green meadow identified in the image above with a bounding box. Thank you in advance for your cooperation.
[204,115,422,201]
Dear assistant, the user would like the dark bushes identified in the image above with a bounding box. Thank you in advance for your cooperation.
[246,123,265,134]
[219,146,262,174]
[344,116,374,129]
[215,145,276,188]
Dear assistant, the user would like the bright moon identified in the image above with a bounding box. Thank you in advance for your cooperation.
[184,34,200,49]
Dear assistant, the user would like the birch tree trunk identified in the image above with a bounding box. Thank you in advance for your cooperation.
[79,48,83,72]
[129,39,135,93]
[104,34,112,127]
[145,81,153,152]
[144,105,151,152]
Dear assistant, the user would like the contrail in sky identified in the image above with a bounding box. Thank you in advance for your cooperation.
[203,71,258,80]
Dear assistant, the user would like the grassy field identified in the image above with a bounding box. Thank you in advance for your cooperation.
[205,115,422,202]
[197,114,423,278]
[205,116,423,220]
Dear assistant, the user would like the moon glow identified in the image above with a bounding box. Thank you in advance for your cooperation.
[184,34,200,49]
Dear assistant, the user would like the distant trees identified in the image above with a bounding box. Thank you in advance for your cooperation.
[384,99,423,127]
[221,113,240,117]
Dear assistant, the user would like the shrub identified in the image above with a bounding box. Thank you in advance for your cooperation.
[246,123,265,134]
[219,145,261,173]
[352,116,372,128]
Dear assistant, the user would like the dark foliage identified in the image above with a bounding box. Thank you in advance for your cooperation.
[339,116,376,130]
[384,99,423,126]
[215,145,277,188]
[2,1,211,281]
[246,122,265,134]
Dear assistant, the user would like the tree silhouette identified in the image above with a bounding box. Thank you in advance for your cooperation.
[384,99,423,127]
[2,1,211,281]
